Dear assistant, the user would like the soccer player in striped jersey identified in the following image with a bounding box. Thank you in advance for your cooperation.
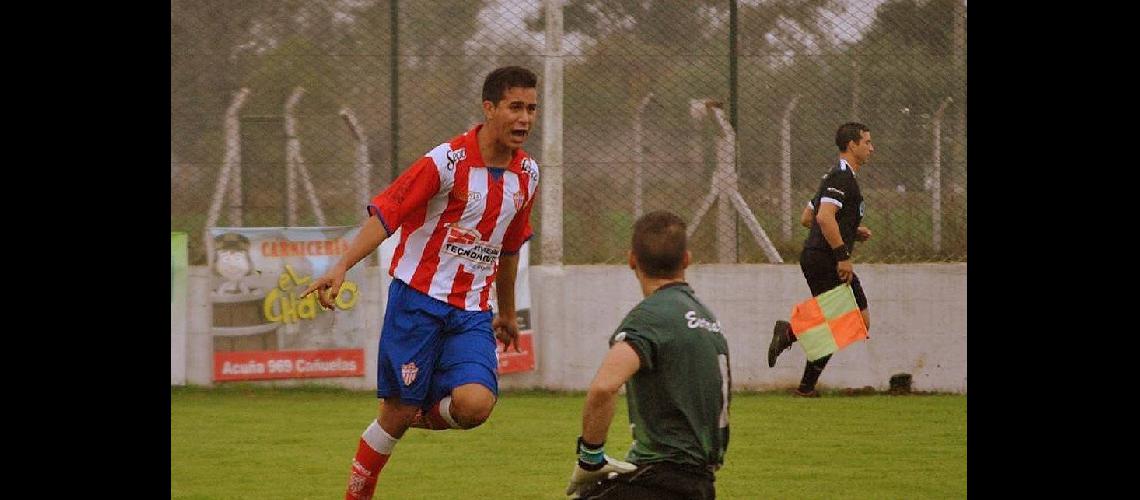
[302,66,540,499]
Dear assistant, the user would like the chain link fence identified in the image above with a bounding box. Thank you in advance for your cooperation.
[172,0,965,266]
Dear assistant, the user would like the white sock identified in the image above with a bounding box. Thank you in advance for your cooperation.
[438,396,460,429]
[362,419,399,454]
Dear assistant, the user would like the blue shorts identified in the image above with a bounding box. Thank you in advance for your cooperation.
[376,278,499,408]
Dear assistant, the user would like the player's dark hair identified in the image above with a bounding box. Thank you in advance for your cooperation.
[835,122,870,152]
[632,210,687,279]
[482,66,538,104]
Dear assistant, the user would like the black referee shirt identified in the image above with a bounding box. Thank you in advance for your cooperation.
[804,158,864,253]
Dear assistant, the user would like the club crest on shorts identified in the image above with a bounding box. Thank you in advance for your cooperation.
[401,362,419,386]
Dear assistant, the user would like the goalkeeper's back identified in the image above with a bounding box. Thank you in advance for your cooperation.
[568,210,728,500]
[610,281,730,472]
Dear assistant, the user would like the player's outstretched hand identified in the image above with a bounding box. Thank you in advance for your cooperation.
[565,456,637,498]
[300,265,347,310]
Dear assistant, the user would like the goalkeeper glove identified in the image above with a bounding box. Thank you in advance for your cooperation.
[565,437,637,498]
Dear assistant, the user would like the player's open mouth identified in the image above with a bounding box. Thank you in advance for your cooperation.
[511,130,528,139]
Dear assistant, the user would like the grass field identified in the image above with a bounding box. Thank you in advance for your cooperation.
[171,386,966,499]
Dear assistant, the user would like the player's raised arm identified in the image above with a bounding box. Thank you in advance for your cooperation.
[301,215,389,310]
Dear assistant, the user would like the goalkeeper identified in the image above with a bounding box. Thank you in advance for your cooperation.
[566,210,731,500]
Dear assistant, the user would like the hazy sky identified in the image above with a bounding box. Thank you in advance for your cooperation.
[471,0,890,53]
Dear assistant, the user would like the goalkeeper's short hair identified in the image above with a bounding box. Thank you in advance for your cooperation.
[631,210,687,279]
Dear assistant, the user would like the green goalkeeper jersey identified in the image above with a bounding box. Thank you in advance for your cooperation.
[610,282,731,471]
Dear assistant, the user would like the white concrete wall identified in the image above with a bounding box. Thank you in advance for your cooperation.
[185,267,211,386]
[503,263,966,394]
[174,263,966,393]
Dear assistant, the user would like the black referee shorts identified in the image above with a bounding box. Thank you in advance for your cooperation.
[578,461,716,500]
[800,247,868,310]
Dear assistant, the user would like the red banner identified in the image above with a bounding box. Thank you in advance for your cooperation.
[215,339,532,380]
[214,349,365,381]
[495,331,535,374]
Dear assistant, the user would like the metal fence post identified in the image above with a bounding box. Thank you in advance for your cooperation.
[932,97,953,254]
[781,95,800,243]
[541,0,565,265]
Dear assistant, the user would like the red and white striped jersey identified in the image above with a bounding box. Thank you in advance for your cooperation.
[368,124,539,311]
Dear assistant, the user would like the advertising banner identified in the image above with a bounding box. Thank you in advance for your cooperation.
[207,227,368,381]
[214,349,366,382]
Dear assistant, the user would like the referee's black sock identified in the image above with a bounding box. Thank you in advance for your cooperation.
[798,354,832,392]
